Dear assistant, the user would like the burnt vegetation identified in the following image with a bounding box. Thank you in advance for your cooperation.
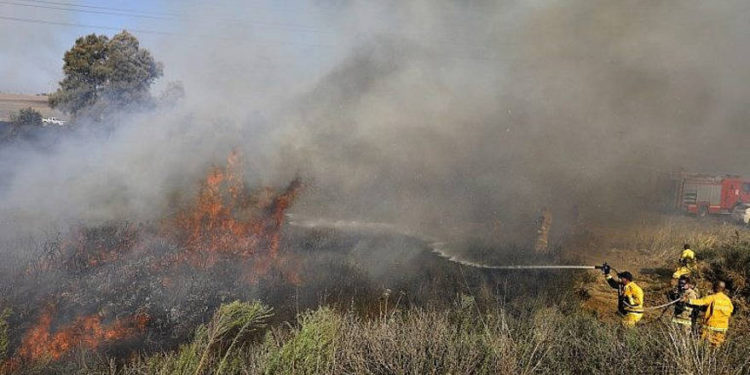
[0,151,580,372]
[3,220,750,374]
[3,2,750,372]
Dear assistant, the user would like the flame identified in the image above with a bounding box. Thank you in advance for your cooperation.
[8,151,303,368]
[14,308,148,363]
[170,151,302,267]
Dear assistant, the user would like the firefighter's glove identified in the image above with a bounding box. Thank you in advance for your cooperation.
[601,263,611,276]
[668,290,679,301]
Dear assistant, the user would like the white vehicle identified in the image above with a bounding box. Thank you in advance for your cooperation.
[732,204,750,225]
[42,117,66,126]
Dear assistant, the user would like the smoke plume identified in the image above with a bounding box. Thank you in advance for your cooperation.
[2,0,750,245]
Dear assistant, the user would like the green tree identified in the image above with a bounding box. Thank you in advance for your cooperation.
[49,31,163,117]
[10,107,43,128]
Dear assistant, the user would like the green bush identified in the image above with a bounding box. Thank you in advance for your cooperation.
[263,307,341,375]
[698,239,750,298]
[9,107,43,128]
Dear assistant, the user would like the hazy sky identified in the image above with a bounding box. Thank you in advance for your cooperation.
[0,0,335,93]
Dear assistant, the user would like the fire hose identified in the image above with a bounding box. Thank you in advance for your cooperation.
[430,243,613,271]
[643,299,680,310]
[452,258,683,312]
[437,251,682,311]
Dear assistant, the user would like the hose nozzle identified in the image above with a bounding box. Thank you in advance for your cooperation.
[595,262,611,275]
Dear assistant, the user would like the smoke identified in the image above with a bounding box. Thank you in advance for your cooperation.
[0,4,74,93]
[277,0,750,237]
[1,0,750,245]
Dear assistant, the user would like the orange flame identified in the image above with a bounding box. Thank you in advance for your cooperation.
[14,308,148,363]
[169,151,302,270]
[7,152,302,368]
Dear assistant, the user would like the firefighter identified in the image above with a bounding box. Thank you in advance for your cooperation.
[601,265,644,327]
[668,275,699,333]
[534,207,552,254]
[685,280,734,347]
[672,244,696,279]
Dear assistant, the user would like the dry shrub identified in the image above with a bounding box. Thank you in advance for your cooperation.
[591,216,743,259]
[50,298,750,375]
[0,308,10,364]
[662,324,750,375]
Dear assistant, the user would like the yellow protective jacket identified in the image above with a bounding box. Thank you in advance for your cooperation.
[680,248,696,265]
[689,292,734,332]
[606,276,644,314]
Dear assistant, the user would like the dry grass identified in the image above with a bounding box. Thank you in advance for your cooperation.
[569,215,750,323]
[571,216,747,264]
[108,299,749,375]
[8,215,750,374]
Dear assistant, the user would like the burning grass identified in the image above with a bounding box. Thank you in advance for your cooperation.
[169,150,301,261]
[0,152,305,369]
[10,309,148,369]
[2,175,750,375]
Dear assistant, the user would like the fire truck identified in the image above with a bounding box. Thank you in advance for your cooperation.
[673,174,750,217]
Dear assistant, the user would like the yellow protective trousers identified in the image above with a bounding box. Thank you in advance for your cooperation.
[701,328,726,347]
[621,313,642,327]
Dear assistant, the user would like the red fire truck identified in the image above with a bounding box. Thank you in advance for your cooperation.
[673,174,750,217]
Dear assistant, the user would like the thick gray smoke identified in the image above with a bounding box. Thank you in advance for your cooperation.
[1,0,749,245]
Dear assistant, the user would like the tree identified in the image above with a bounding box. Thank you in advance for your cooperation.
[49,31,163,117]
[10,107,43,128]
[6,107,43,139]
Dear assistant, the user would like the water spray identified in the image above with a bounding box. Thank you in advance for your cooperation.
[287,215,608,271]
[287,216,683,312]
[431,242,607,270]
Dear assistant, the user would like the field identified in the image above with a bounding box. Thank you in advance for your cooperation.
[3,214,750,374]
[0,93,64,121]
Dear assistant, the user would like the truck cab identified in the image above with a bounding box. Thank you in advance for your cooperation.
[723,178,750,212]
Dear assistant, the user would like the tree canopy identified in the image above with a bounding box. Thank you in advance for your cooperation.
[49,31,163,117]
[10,107,43,128]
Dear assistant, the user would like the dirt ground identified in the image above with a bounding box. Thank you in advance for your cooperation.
[573,244,674,323]
[0,93,65,121]
[562,215,749,324]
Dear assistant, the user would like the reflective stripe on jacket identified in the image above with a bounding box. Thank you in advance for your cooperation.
[673,288,699,323]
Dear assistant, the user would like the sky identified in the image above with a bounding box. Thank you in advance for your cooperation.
[0,0,336,93]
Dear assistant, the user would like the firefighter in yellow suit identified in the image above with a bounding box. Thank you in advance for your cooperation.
[669,275,699,333]
[686,280,734,346]
[602,265,644,327]
[673,244,696,279]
